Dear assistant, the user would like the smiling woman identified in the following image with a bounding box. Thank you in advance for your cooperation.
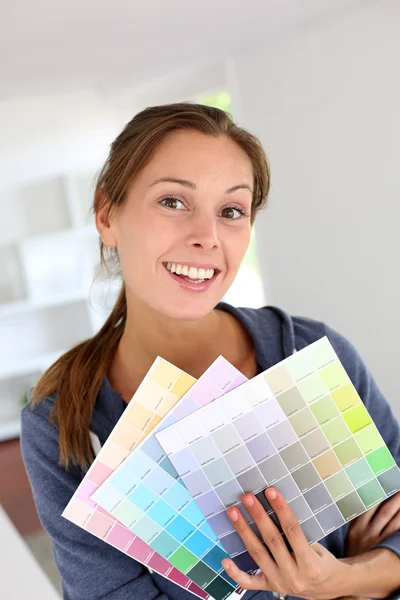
[20,103,400,600]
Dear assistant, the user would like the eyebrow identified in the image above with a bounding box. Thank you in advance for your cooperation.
[149,177,253,194]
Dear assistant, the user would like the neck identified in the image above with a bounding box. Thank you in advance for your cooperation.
[108,295,254,402]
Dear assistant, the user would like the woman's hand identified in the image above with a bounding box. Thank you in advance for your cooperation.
[345,491,400,557]
[222,487,351,600]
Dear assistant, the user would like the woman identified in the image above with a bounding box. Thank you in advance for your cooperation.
[21,103,400,600]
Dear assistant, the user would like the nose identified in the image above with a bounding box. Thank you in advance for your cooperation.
[184,212,220,251]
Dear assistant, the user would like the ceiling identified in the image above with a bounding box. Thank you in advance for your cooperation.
[0,0,366,101]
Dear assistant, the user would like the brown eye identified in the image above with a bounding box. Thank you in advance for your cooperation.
[160,196,184,209]
[221,206,246,219]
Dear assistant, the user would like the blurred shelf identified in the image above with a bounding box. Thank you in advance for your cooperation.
[0,419,21,442]
[0,290,88,319]
[0,351,65,380]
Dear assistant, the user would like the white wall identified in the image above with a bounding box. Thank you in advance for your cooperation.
[234,0,400,416]
[0,90,122,190]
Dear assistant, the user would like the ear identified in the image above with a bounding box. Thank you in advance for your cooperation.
[95,199,118,248]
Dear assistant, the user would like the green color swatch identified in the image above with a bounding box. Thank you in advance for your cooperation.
[331,384,361,413]
[354,424,384,454]
[320,362,350,392]
[366,446,396,476]
[322,417,352,446]
[324,470,354,500]
[357,479,386,508]
[169,546,198,573]
[333,438,363,467]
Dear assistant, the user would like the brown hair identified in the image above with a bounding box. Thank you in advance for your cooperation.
[30,102,271,470]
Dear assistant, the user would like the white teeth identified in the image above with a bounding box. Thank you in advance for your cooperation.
[165,263,215,279]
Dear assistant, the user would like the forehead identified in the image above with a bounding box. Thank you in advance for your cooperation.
[140,129,253,183]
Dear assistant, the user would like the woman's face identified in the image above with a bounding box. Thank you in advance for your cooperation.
[102,130,254,321]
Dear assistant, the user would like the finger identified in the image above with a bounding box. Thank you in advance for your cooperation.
[262,487,315,570]
[222,558,271,591]
[372,492,400,536]
[241,492,298,575]
[226,504,280,581]
[380,510,400,539]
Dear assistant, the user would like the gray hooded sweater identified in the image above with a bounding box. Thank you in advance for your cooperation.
[21,303,400,600]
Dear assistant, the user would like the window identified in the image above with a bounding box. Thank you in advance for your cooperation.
[196,91,266,308]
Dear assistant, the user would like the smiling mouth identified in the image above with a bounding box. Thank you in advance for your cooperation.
[162,262,220,283]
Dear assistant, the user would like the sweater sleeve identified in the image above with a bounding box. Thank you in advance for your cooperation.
[321,325,400,559]
[20,398,172,600]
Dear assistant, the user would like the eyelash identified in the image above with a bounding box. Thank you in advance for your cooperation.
[159,196,250,219]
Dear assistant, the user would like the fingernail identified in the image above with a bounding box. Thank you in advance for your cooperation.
[243,495,254,508]
[222,560,230,571]
[228,509,239,522]
[266,488,277,500]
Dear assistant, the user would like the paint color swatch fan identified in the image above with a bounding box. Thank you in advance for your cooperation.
[64,355,249,600]
[155,337,400,574]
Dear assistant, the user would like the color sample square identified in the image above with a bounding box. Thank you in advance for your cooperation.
[277,386,307,416]
[205,576,236,600]
[233,412,264,442]
[285,353,316,383]
[354,424,384,455]
[307,337,337,369]
[268,421,298,451]
[191,437,222,467]
[203,458,234,488]
[215,479,244,508]
[150,531,180,559]
[333,438,363,467]
[322,417,352,447]
[246,433,276,463]
[208,512,234,537]
[280,441,309,472]
[184,531,215,558]
[366,446,396,476]
[183,470,212,499]
[113,500,144,529]
[169,546,198,573]
[169,448,200,478]
[128,484,158,512]
[202,545,228,572]
[297,374,328,404]
[258,454,289,484]
[195,491,225,519]
[302,429,331,459]
[166,515,196,543]
[219,531,246,555]
[131,515,163,544]
[254,397,286,430]
[310,395,339,425]
[336,491,366,521]
[324,471,354,500]
[345,458,375,489]
[187,561,218,588]
[237,467,266,493]
[274,475,300,503]
[181,501,206,528]
[224,446,255,477]
[304,483,333,513]
[291,462,321,493]
[301,517,324,544]
[148,500,176,528]
[264,365,294,395]
[289,408,319,438]
[315,504,345,534]
[212,425,242,455]
[377,466,400,496]
[331,384,361,413]
[319,362,350,392]
[287,495,312,523]
[357,479,386,508]
[313,450,343,480]
[343,404,372,434]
